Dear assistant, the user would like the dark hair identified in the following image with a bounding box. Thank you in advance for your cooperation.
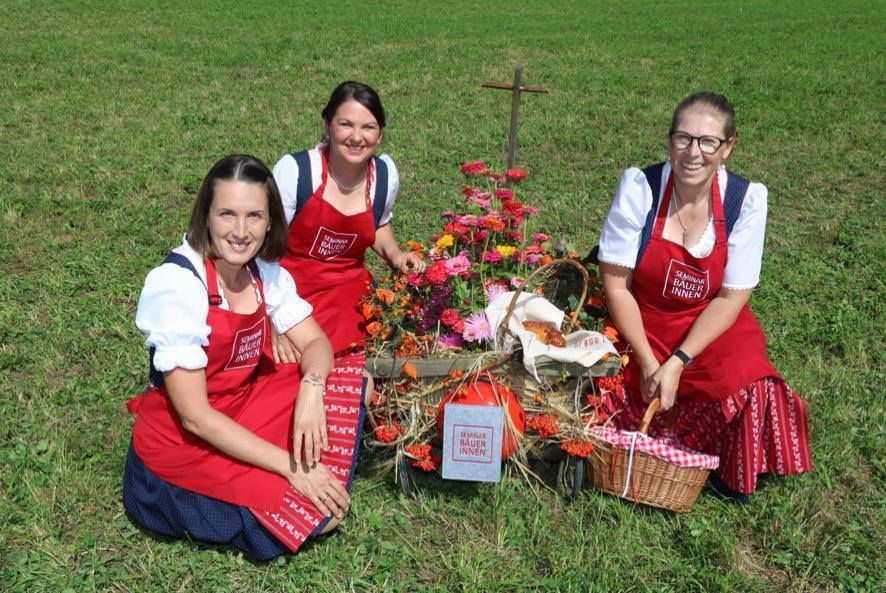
[669,91,737,139]
[321,81,387,128]
[187,154,288,261]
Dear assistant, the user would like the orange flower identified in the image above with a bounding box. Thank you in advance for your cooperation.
[366,321,382,337]
[540,255,554,266]
[361,302,378,320]
[375,288,396,305]
[603,323,619,341]
[402,361,419,379]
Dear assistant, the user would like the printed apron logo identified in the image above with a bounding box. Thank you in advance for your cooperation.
[309,226,358,260]
[662,259,710,302]
[224,318,265,370]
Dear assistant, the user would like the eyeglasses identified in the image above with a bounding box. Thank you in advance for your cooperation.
[669,132,728,155]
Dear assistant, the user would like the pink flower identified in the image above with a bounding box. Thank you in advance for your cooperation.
[455,214,480,227]
[485,280,508,303]
[406,273,425,287]
[467,194,491,209]
[482,250,502,263]
[441,211,456,220]
[510,276,525,289]
[532,233,550,243]
[462,313,492,343]
[444,255,471,276]
[506,168,527,183]
[494,188,514,200]
[520,206,539,215]
[440,308,460,327]
[523,253,540,265]
[461,160,486,175]
[438,332,464,349]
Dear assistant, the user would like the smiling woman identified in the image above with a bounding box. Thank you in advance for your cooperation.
[122,155,365,561]
[597,92,813,503]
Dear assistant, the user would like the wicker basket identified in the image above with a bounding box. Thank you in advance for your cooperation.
[587,399,711,513]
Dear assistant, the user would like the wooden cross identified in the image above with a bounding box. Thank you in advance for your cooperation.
[482,64,549,170]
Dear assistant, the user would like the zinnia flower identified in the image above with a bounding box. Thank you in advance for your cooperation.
[437,332,464,349]
[460,160,486,175]
[532,233,550,243]
[506,168,527,183]
[462,313,492,343]
[440,308,460,327]
[435,234,455,250]
[444,254,471,276]
[494,188,514,200]
[482,250,502,263]
[495,245,517,259]
[425,261,449,286]
[510,276,525,289]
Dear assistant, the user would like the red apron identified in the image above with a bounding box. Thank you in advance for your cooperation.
[129,258,297,512]
[280,148,376,353]
[624,171,779,409]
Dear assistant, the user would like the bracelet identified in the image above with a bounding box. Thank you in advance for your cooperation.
[671,348,693,367]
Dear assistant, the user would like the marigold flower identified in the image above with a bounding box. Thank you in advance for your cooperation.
[375,288,396,305]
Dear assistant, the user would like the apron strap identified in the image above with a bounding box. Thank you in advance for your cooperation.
[290,149,388,229]
[634,163,749,266]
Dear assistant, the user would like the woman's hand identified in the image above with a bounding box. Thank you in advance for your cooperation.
[271,328,301,364]
[647,357,684,411]
[392,250,426,274]
[639,359,661,402]
[286,459,350,519]
[292,373,328,467]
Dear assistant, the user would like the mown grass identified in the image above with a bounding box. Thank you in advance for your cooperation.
[1,1,883,591]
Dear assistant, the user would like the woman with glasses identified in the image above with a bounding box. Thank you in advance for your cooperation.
[597,92,812,503]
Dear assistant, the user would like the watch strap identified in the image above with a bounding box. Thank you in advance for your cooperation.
[672,348,693,366]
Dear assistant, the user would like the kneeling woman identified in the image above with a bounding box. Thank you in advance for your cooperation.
[598,92,812,502]
[123,155,364,560]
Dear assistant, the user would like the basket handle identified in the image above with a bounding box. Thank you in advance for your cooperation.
[638,398,661,435]
[497,258,590,344]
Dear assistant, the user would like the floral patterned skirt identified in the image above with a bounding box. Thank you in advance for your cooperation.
[603,376,813,494]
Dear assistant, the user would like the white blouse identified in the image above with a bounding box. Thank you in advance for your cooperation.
[598,162,768,290]
[272,144,399,227]
[135,238,313,372]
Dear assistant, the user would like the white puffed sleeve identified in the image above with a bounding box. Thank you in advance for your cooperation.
[255,259,314,334]
[375,154,399,227]
[135,263,210,372]
[597,167,657,269]
[272,154,301,225]
[722,182,768,290]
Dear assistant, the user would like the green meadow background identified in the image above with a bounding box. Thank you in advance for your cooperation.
[1,1,883,591]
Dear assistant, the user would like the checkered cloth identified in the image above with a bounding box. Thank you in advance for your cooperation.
[590,426,720,470]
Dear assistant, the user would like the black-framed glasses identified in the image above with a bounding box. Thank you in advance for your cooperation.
[669,131,727,154]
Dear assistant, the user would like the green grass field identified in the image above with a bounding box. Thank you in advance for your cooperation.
[1,1,883,591]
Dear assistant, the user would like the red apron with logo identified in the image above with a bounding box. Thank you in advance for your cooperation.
[280,148,376,353]
[624,171,780,407]
[129,258,297,511]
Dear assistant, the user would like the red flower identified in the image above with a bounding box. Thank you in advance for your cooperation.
[424,261,449,285]
[440,308,460,327]
[461,160,486,175]
[506,168,527,183]
[494,188,514,200]
[526,413,560,438]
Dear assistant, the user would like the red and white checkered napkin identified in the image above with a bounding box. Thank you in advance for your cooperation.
[590,426,720,470]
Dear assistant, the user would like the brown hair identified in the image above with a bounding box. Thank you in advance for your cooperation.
[670,91,737,139]
[322,81,387,128]
[187,154,288,261]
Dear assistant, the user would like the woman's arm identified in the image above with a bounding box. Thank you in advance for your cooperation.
[281,316,334,468]
[647,287,752,410]
[164,367,349,517]
[372,223,426,273]
[600,262,660,382]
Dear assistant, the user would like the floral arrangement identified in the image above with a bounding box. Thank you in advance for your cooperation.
[363,160,624,479]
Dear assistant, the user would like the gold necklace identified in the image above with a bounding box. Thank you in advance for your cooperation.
[328,164,367,193]
[671,185,710,246]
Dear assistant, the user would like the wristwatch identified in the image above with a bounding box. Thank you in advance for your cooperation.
[672,348,693,367]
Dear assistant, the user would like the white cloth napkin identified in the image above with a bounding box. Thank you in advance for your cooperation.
[485,291,618,381]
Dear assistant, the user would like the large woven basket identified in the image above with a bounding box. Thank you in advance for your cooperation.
[587,399,711,513]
